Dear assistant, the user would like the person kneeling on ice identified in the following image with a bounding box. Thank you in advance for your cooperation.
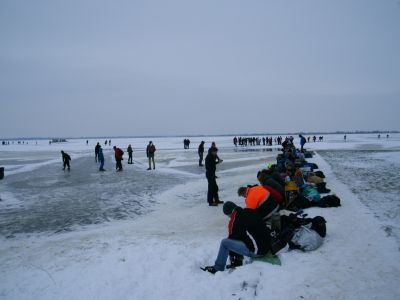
[202,202,271,274]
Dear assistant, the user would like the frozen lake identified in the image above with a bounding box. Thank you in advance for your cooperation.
[0,142,278,236]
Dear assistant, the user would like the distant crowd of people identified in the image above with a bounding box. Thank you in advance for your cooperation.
[232,135,326,147]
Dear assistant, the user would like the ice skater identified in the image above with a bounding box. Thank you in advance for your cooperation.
[61,150,71,171]
[146,141,156,170]
[205,147,223,206]
[198,141,205,166]
[98,146,105,171]
[113,146,124,171]
[127,144,133,164]
[95,142,101,162]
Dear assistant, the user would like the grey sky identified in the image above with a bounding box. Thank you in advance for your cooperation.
[1,0,399,138]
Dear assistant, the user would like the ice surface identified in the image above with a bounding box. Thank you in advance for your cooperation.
[1,133,400,300]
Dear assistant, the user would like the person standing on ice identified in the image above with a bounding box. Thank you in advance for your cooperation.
[201,202,271,274]
[205,147,223,206]
[61,150,71,171]
[127,144,133,164]
[98,146,105,171]
[198,141,205,166]
[113,146,124,171]
[95,142,101,162]
[146,141,156,170]
[209,141,223,164]
[299,134,306,152]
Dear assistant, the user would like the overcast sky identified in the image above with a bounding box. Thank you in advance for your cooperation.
[1,0,399,138]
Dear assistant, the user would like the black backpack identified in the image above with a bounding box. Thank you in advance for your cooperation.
[318,195,341,208]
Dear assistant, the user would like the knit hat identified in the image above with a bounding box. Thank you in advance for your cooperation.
[223,201,237,216]
[237,187,247,197]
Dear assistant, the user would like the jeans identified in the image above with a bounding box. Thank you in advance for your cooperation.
[214,238,255,271]
[148,155,155,169]
[99,159,104,170]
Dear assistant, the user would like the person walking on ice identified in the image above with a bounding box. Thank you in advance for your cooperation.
[61,150,71,171]
[205,147,223,206]
[98,145,105,171]
[198,141,205,167]
[113,146,124,172]
[127,144,133,164]
[146,141,156,170]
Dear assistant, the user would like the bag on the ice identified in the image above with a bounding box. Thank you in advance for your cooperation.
[318,195,341,208]
[289,225,324,251]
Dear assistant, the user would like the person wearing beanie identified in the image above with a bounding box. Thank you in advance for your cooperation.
[202,202,271,274]
[205,147,223,206]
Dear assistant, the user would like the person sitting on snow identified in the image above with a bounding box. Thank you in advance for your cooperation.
[202,202,271,274]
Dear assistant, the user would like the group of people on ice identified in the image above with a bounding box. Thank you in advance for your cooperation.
[61,141,157,172]
[202,135,340,274]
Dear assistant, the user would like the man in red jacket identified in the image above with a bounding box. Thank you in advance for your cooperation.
[113,146,124,171]
[202,202,271,274]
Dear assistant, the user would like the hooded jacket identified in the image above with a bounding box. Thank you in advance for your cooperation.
[228,207,271,255]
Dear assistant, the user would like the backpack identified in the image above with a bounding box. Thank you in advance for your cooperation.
[318,195,341,208]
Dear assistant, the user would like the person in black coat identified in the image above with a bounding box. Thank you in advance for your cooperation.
[61,150,71,171]
[205,147,223,206]
[95,142,101,162]
[202,202,271,273]
[198,141,205,166]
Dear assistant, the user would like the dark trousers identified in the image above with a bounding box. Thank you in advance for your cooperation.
[128,154,133,164]
[206,173,219,204]
[99,159,104,170]
[199,152,204,166]
[116,159,122,170]
[63,161,70,170]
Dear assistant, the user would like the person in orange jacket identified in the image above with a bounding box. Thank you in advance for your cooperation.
[238,185,279,223]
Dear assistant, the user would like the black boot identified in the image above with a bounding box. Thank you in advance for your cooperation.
[201,266,217,274]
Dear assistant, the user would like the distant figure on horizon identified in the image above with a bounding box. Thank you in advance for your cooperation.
[146,141,156,170]
[313,136,317,142]
[105,140,108,146]
[61,150,71,171]
[127,144,133,164]
[378,134,381,139]
[344,134,347,141]
[98,146,105,171]
[113,146,124,172]
[95,142,101,162]
[109,139,112,146]
[387,134,389,138]
[198,141,205,166]
[86,140,89,145]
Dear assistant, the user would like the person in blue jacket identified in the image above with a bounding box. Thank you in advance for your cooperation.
[98,146,105,171]
[299,135,306,152]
